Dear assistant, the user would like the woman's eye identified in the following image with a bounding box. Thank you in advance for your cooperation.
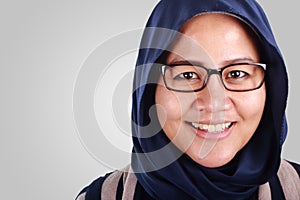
[227,70,248,79]
[175,72,199,80]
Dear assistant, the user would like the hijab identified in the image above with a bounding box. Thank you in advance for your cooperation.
[131,0,288,199]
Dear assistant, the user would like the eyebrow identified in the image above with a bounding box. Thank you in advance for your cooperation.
[221,57,256,66]
[167,57,256,67]
[167,59,196,65]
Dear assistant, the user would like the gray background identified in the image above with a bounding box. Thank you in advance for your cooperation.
[0,1,299,199]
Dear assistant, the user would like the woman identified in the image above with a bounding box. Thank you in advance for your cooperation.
[77,0,300,199]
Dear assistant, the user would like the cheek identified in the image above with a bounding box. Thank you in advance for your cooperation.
[155,85,183,122]
[155,84,196,149]
[234,86,266,123]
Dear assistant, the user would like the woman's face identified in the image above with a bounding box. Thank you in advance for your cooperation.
[155,14,266,168]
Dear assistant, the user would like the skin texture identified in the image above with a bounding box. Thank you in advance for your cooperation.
[155,14,266,168]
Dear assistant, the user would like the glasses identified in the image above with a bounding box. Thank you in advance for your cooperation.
[161,62,266,92]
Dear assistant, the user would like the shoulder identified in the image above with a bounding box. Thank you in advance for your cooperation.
[277,159,300,199]
[76,172,112,200]
[259,159,300,199]
[278,159,300,180]
[286,160,300,177]
[277,159,300,192]
[75,165,146,200]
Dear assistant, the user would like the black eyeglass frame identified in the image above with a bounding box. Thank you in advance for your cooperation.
[160,62,267,93]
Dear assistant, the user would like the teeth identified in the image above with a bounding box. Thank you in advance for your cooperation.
[200,124,208,130]
[216,124,222,131]
[191,122,232,133]
[208,125,215,132]
[192,122,199,129]
[225,122,231,128]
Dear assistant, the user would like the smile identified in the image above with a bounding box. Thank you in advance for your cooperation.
[191,122,233,133]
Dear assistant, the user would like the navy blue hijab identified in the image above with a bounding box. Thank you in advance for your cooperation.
[131,0,288,199]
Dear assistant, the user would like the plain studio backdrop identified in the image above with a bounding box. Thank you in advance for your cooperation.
[1,1,299,199]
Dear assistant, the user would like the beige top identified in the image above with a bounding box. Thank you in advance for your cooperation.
[77,159,300,200]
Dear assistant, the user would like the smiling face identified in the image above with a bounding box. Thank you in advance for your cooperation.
[155,14,266,168]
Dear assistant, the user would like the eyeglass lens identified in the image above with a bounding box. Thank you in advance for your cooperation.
[162,63,265,92]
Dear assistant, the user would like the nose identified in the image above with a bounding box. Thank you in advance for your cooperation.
[193,75,231,113]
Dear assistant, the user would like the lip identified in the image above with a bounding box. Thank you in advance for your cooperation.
[187,121,235,140]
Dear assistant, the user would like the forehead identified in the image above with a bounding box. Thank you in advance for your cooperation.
[180,13,249,32]
[165,13,260,66]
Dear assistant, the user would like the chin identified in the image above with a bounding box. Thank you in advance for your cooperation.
[187,146,238,168]
[196,157,233,168]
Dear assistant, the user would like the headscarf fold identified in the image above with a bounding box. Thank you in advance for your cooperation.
[131,0,288,199]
